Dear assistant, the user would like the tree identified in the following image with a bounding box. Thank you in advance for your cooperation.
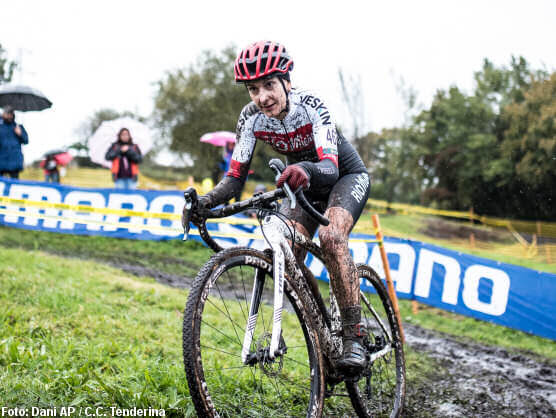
[400,56,555,219]
[497,73,556,219]
[0,43,16,84]
[338,68,365,140]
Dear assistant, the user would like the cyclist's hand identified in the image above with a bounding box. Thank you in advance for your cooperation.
[276,164,310,191]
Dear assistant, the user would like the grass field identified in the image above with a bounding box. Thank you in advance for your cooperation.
[0,246,193,415]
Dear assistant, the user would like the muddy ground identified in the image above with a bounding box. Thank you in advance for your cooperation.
[109,261,555,418]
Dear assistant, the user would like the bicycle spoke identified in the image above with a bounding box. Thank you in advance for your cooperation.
[214,281,244,345]
[200,343,242,359]
[200,320,242,348]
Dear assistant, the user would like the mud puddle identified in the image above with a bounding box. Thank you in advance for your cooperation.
[404,324,556,417]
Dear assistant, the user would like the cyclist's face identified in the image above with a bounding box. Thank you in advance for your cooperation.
[246,77,290,119]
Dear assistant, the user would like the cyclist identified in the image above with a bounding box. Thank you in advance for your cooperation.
[184,41,371,374]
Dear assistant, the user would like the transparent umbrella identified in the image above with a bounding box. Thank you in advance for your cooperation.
[88,117,153,168]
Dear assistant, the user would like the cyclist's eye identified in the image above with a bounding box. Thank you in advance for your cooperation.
[265,81,274,89]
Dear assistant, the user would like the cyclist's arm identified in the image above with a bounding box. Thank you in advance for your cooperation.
[297,93,340,191]
[203,104,258,207]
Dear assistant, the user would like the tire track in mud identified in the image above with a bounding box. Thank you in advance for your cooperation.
[404,324,556,417]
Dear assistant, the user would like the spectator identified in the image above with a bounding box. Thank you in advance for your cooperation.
[104,127,142,190]
[0,106,28,179]
[40,155,60,183]
[219,141,235,177]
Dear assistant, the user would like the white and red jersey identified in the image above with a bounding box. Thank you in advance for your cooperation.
[202,88,367,207]
[228,88,351,180]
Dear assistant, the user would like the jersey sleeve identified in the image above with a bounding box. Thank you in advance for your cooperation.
[301,91,339,167]
[227,102,259,180]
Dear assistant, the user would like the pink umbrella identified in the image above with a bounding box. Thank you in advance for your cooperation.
[54,152,73,166]
[44,150,73,166]
[200,131,236,147]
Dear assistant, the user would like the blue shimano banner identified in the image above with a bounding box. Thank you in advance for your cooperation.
[1,178,554,341]
[0,178,184,240]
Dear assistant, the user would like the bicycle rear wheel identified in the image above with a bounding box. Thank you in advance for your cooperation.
[346,264,406,418]
[183,247,324,418]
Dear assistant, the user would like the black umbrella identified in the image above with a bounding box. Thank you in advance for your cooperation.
[0,84,52,111]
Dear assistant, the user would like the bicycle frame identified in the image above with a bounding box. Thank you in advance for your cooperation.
[238,210,337,366]
[241,211,395,369]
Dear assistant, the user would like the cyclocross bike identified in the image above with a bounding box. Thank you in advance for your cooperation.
[181,159,405,418]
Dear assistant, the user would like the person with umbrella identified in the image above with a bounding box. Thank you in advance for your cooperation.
[0,105,29,179]
[104,127,143,189]
[39,150,73,183]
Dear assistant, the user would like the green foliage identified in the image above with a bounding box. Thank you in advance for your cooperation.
[498,73,556,218]
[153,45,280,183]
[359,56,555,219]
[358,128,425,204]
[0,43,16,84]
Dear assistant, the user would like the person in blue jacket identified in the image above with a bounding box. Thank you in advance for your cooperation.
[0,106,28,179]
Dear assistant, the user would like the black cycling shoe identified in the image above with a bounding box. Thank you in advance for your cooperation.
[337,337,368,375]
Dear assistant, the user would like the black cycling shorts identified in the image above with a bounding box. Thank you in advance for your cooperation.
[279,171,371,236]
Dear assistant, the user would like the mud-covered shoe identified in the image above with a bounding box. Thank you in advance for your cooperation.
[337,323,368,375]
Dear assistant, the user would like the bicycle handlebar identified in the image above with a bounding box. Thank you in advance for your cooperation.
[183,160,330,251]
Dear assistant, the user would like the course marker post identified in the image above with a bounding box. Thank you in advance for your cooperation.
[372,214,405,343]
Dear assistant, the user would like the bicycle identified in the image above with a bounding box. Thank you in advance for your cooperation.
[182,159,406,417]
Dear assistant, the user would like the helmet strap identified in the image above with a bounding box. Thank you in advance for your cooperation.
[278,77,290,116]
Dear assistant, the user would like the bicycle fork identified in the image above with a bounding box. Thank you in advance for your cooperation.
[241,215,289,364]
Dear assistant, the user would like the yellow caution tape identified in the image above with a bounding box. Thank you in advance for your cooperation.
[0,196,260,225]
[0,200,381,244]
[368,198,556,238]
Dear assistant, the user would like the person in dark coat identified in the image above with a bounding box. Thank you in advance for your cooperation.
[104,127,142,189]
[0,106,28,179]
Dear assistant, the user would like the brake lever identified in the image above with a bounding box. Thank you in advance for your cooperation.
[182,198,192,241]
[182,187,198,241]
[269,159,296,209]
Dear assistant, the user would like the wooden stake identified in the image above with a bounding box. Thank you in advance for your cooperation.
[469,232,476,249]
[372,214,405,343]
[547,245,553,264]
[411,300,419,315]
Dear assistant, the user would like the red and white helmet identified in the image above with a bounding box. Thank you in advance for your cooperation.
[234,41,294,82]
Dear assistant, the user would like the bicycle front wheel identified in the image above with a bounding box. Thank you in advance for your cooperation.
[183,247,324,418]
[346,264,406,418]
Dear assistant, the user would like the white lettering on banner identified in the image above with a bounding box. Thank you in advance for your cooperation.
[462,265,510,316]
[307,254,326,280]
[350,242,370,265]
[146,195,183,236]
[368,243,415,294]
[104,194,148,233]
[0,181,4,195]
[60,191,106,231]
[414,249,461,305]
[6,185,62,228]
